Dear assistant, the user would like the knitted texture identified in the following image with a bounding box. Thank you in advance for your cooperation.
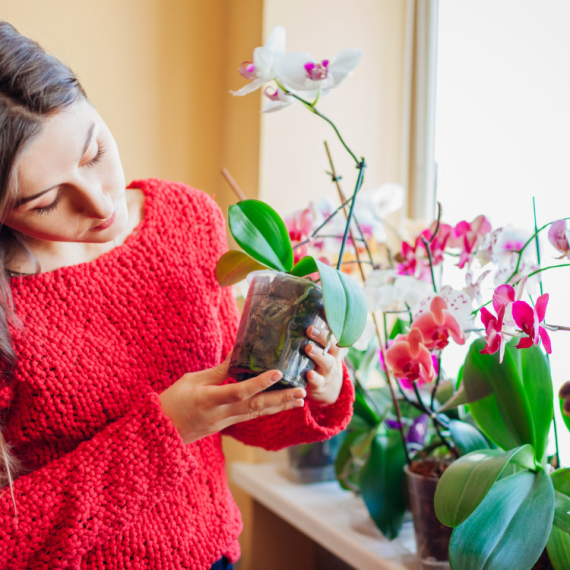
[0,179,355,570]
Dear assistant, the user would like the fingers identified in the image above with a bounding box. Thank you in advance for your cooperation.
[215,368,283,404]
[228,386,306,424]
[189,351,234,387]
[307,326,341,357]
[305,338,336,374]
[306,369,326,392]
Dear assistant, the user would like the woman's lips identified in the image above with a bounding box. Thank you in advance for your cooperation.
[91,208,117,231]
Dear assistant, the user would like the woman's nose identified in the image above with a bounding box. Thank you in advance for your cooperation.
[78,186,114,219]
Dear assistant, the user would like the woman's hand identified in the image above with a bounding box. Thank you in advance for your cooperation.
[304,325,348,407]
[158,353,306,445]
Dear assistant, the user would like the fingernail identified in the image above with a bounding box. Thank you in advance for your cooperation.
[271,372,283,383]
[311,327,320,336]
[294,389,306,400]
[306,344,313,353]
[294,399,304,407]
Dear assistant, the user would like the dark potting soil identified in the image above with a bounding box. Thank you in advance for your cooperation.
[409,458,451,479]
[228,273,327,390]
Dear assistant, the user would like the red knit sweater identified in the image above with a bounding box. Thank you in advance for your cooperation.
[0,179,355,570]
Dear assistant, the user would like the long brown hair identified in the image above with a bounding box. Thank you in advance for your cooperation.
[0,21,86,513]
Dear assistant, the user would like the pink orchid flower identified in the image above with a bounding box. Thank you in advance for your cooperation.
[385,329,435,387]
[411,296,466,351]
[451,215,492,267]
[548,219,570,260]
[480,305,508,362]
[511,294,552,353]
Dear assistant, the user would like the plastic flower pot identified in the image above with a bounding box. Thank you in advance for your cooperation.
[287,431,347,483]
[228,271,328,390]
[404,461,452,570]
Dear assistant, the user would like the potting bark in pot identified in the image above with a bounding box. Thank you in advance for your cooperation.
[228,271,328,390]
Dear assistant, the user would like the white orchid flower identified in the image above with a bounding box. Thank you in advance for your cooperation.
[231,26,286,97]
[364,271,432,314]
[273,48,363,94]
[414,286,475,333]
[463,269,491,305]
[351,315,376,351]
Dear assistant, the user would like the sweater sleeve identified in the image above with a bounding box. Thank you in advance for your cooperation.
[0,389,196,569]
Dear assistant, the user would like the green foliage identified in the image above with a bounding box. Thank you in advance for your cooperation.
[448,419,490,457]
[359,430,407,540]
[547,526,570,570]
[462,339,552,461]
[228,200,294,272]
[434,445,535,528]
[292,256,367,347]
[449,470,555,570]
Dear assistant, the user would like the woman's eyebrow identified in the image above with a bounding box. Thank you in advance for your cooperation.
[80,121,96,160]
[14,121,97,209]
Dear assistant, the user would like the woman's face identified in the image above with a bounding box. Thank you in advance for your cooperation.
[2,98,128,245]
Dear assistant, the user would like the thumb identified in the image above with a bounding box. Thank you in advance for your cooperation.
[195,350,233,386]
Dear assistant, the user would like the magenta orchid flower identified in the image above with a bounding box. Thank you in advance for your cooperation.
[231,26,286,96]
[385,329,435,387]
[480,305,508,362]
[411,296,466,351]
[273,48,363,94]
[511,294,552,353]
[548,219,570,260]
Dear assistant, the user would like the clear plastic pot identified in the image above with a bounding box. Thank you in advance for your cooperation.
[404,463,452,570]
[229,271,328,390]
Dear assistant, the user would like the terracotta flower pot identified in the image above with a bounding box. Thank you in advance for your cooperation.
[229,271,327,390]
[405,461,452,570]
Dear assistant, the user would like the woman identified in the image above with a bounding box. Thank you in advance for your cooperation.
[0,21,354,570]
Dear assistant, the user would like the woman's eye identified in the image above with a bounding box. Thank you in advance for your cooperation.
[34,191,62,216]
[86,142,107,168]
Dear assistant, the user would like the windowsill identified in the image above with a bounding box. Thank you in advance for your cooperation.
[231,462,420,570]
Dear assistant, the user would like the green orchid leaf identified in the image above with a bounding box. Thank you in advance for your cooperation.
[354,385,381,427]
[335,428,369,491]
[449,470,555,570]
[558,397,570,434]
[434,444,536,528]
[510,343,553,462]
[291,256,367,347]
[438,385,469,412]
[389,318,409,339]
[359,430,407,540]
[463,338,535,453]
[228,200,293,272]
[547,526,570,570]
[553,491,570,534]
[215,250,269,286]
[449,420,490,457]
[550,469,570,533]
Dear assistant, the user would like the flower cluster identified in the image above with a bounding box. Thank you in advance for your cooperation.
[231,26,363,112]
[385,296,466,388]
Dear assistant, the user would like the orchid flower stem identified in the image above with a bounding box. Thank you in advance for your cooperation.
[430,353,442,410]
[533,197,544,297]
[324,141,376,267]
[428,202,443,244]
[412,383,455,455]
[421,236,438,294]
[526,264,570,279]
[543,323,570,332]
[315,234,367,242]
[337,160,367,270]
[275,80,359,165]
[341,260,375,267]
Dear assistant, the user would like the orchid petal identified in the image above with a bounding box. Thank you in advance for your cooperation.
[231,76,266,97]
[511,300,534,329]
[430,296,448,325]
[480,307,495,329]
[539,327,552,354]
[499,337,507,363]
[443,313,466,345]
[273,52,317,91]
[548,219,570,254]
[407,328,425,358]
[492,284,515,313]
[516,336,534,349]
[322,48,363,90]
[535,293,549,323]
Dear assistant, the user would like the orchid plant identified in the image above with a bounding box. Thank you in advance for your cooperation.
[219,27,369,348]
